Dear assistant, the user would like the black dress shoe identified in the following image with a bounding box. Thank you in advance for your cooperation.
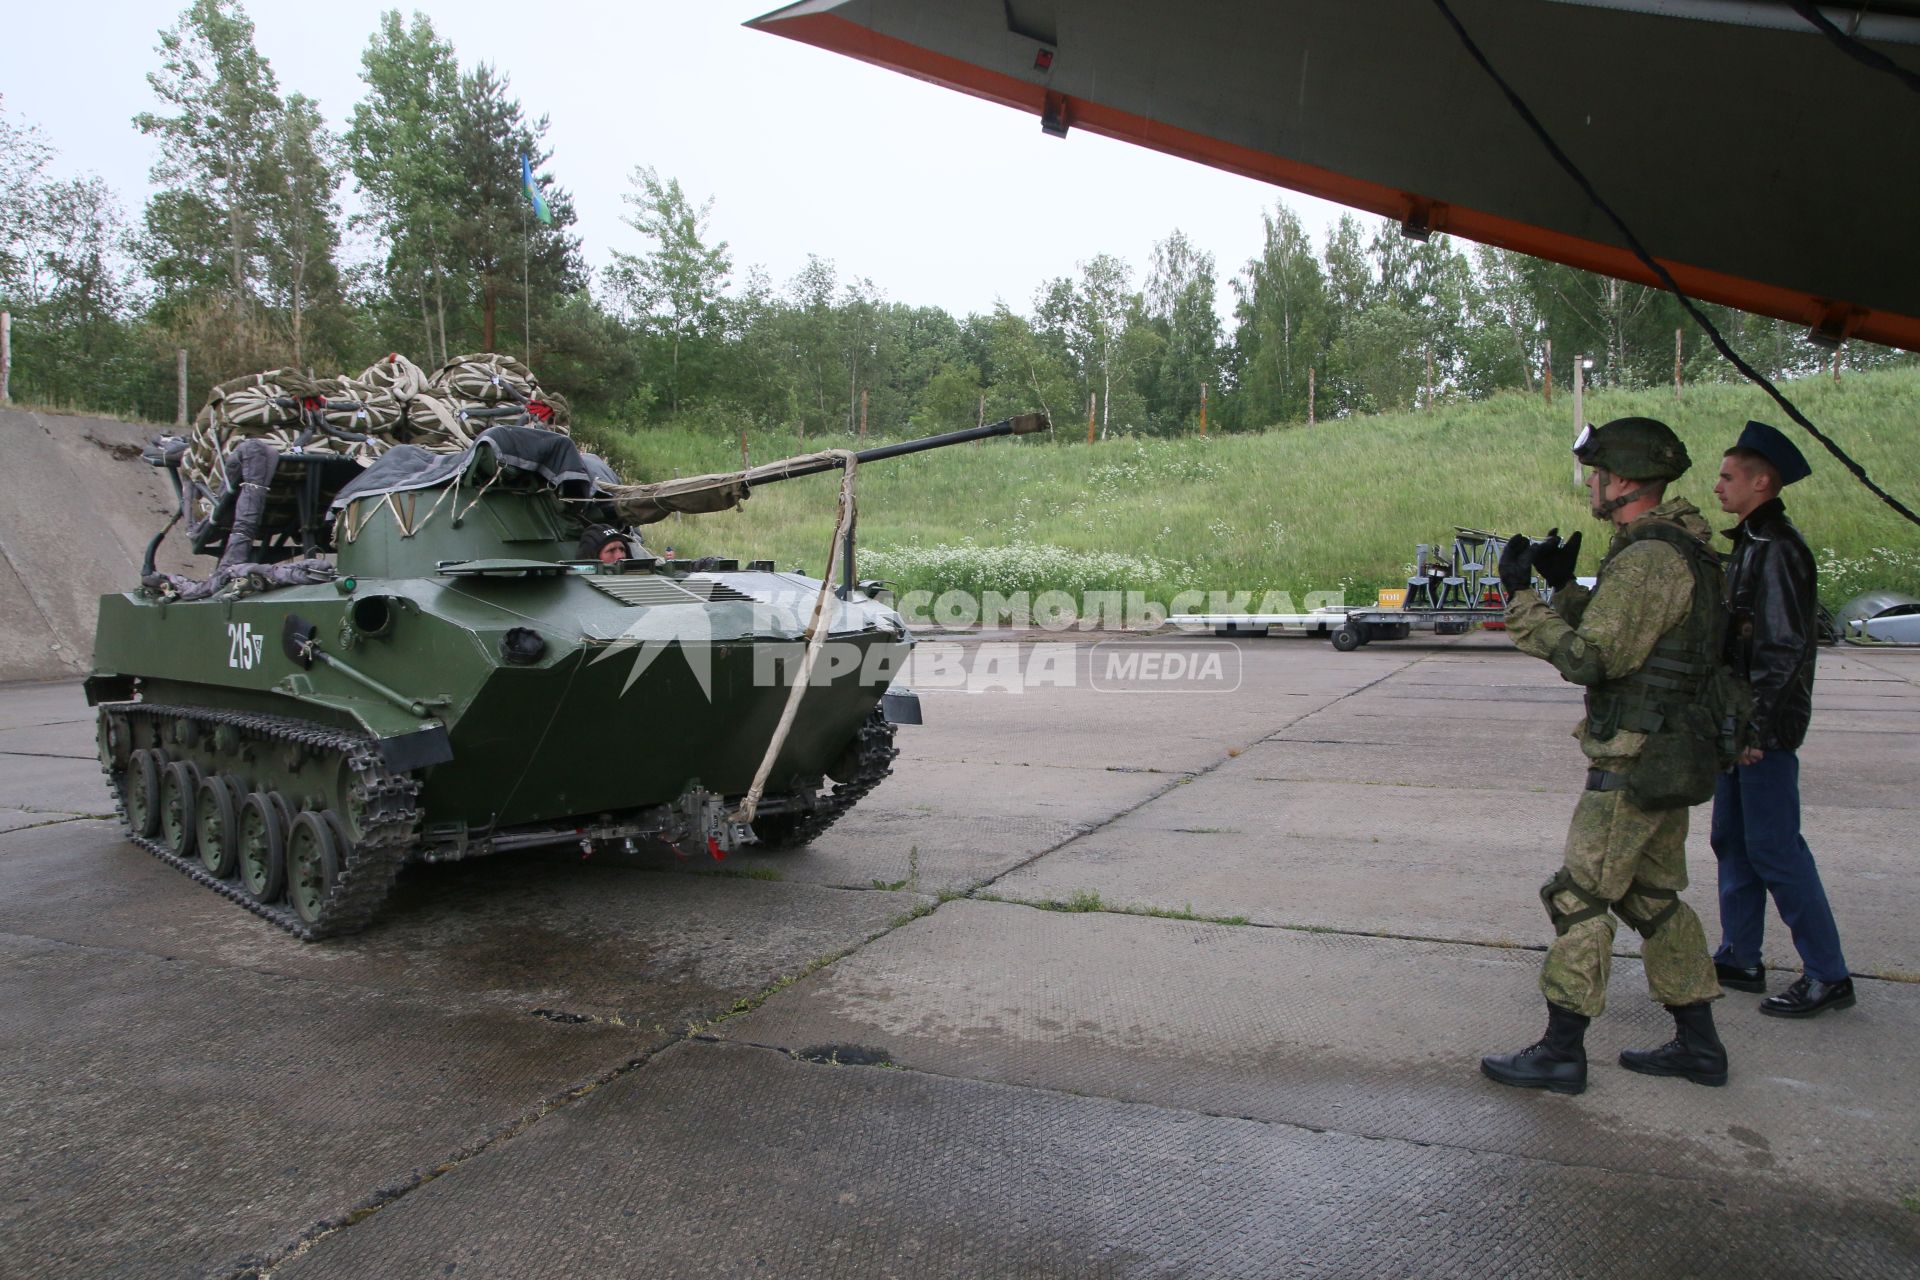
[1715,960,1767,994]
[1760,975,1856,1019]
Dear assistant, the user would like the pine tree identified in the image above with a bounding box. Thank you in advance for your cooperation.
[442,63,580,355]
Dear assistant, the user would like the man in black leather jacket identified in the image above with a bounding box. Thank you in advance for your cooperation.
[1709,421,1854,1019]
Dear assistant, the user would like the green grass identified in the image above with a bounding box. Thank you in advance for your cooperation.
[5,397,169,425]
[587,366,1920,611]
[978,888,1252,927]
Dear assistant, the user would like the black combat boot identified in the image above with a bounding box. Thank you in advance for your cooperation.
[1481,1003,1590,1095]
[1619,1001,1728,1086]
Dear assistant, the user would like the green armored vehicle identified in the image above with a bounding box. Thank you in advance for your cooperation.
[87,362,1045,939]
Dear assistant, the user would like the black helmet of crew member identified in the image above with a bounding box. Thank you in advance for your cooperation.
[576,524,629,561]
[1572,416,1691,482]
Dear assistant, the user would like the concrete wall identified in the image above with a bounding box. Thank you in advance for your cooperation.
[0,409,200,683]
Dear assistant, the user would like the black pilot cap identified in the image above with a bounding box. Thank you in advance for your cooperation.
[1733,420,1811,486]
[576,525,624,559]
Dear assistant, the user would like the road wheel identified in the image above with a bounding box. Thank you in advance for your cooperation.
[237,791,287,903]
[160,760,203,857]
[286,810,343,926]
[195,775,241,879]
[126,749,163,838]
[1331,624,1363,653]
[97,712,129,773]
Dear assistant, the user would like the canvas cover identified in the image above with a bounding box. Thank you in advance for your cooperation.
[328,426,596,516]
[605,449,856,525]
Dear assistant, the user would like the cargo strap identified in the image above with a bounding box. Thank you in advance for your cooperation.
[1614,881,1682,938]
[1540,868,1611,936]
[1585,768,1631,792]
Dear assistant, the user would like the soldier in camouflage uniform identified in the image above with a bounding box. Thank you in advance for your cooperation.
[1480,417,1728,1096]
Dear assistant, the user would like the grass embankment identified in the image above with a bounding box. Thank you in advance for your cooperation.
[586,368,1920,611]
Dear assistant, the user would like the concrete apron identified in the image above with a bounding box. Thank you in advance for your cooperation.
[717,899,1919,1202]
[272,1038,1918,1280]
[4,636,1918,1277]
[0,815,928,1280]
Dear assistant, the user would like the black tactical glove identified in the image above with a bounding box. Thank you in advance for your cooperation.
[1529,528,1583,590]
[1497,534,1536,596]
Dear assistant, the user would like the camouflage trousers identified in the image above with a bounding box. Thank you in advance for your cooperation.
[1539,787,1722,1017]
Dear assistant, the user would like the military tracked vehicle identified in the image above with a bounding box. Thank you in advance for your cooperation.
[88,374,1046,939]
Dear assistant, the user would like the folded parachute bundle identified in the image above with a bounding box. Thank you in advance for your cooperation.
[319,371,405,442]
[429,352,572,431]
[169,352,573,549]
[359,353,470,451]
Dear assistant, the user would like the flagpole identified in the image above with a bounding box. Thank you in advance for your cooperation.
[520,152,548,363]
[522,193,531,363]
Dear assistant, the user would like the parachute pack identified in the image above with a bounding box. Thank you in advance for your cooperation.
[170,354,573,551]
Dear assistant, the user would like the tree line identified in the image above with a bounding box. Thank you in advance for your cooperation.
[0,0,1910,438]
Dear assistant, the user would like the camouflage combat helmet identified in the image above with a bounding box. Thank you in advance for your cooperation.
[1572,416,1691,481]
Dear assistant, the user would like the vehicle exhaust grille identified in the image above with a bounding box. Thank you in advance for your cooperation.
[584,576,761,607]
[585,577,707,607]
[682,578,758,603]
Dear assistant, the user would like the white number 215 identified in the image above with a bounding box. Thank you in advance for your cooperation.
[226,622,264,670]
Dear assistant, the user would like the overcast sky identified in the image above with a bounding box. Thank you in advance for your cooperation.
[0,0,1354,320]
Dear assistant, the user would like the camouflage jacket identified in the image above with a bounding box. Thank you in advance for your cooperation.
[1505,498,1716,767]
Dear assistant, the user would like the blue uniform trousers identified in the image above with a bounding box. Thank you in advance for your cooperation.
[1710,749,1850,982]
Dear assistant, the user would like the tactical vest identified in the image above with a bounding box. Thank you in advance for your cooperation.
[1584,518,1744,810]
[1584,519,1724,742]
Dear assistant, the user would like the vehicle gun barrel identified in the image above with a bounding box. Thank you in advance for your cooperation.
[749,412,1050,487]
[598,413,1049,527]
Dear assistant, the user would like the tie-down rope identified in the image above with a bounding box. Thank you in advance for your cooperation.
[732,448,859,826]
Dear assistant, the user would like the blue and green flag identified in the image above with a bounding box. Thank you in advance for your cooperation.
[521,154,551,225]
